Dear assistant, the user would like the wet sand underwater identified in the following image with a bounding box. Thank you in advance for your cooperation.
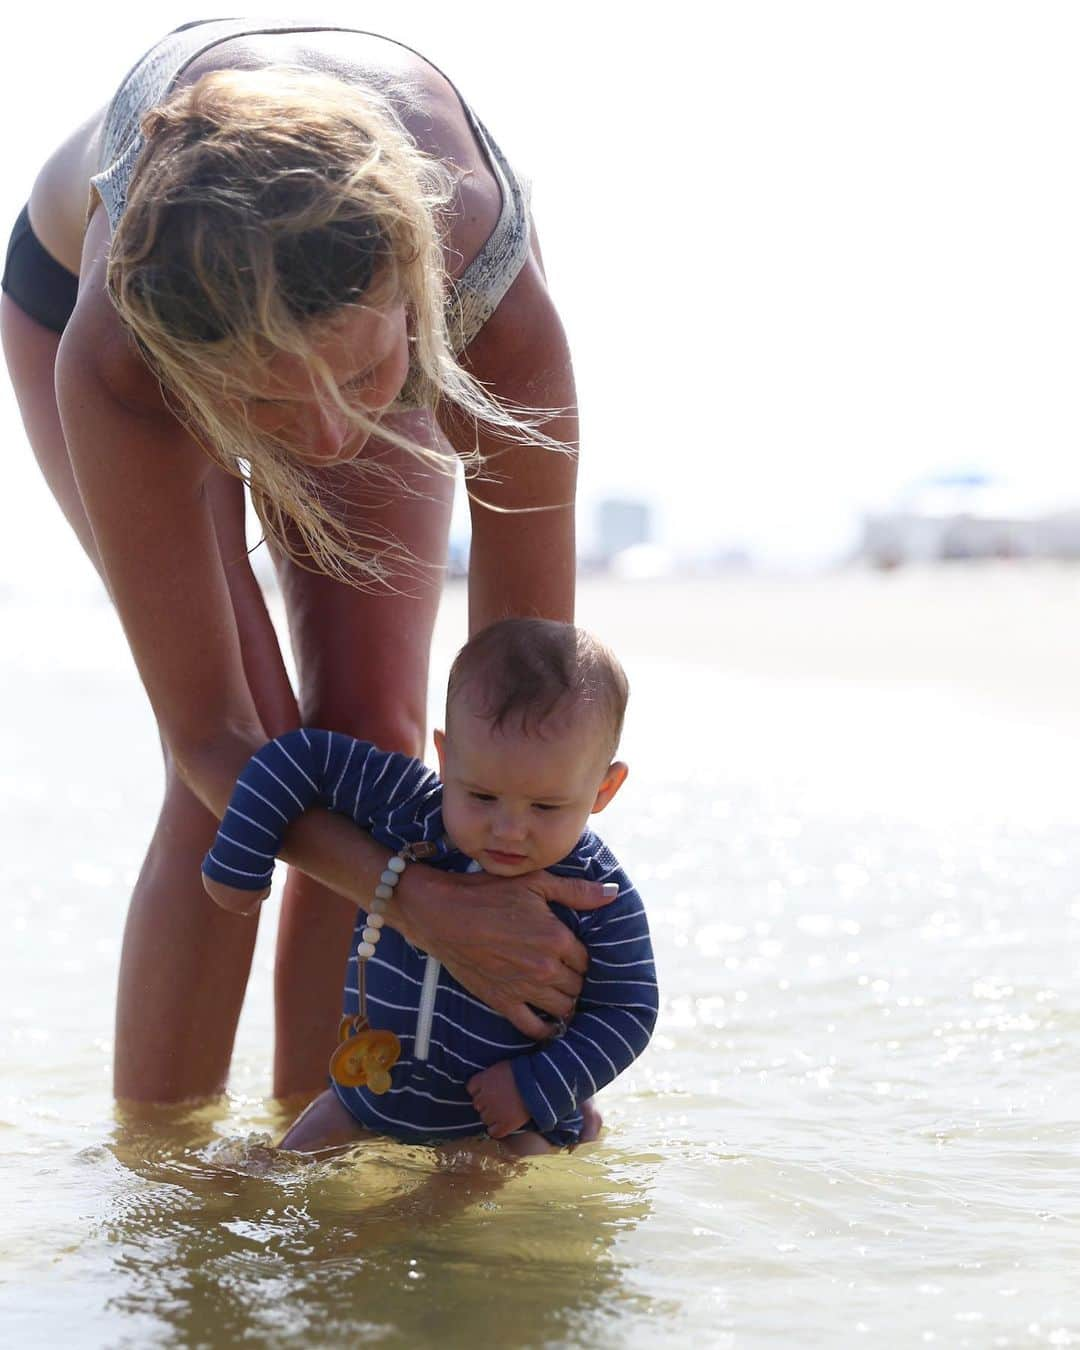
[4,564,1080,1347]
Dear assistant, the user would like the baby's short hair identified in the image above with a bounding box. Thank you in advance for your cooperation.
[447,619,629,754]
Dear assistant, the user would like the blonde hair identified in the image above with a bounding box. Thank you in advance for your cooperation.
[107,67,558,586]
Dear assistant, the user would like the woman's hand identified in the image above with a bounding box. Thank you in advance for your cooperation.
[394,865,617,1040]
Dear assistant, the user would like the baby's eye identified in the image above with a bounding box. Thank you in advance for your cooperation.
[533,803,561,812]
[469,792,496,803]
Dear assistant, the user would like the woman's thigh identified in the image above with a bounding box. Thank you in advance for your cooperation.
[274,410,456,751]
[1,293,102,565]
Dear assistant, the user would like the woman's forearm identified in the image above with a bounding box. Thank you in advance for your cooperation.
[275,806,442,942]
[239,803,612,1039]
[439,260,578,632]
[466,491,576,632]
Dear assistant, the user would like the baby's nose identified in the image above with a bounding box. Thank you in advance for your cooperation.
[494,808,528,841]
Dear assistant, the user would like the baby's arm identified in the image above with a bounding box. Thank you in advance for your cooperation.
[200,730,327,901]
[201,728,436,903]
[506,851,658,1134]
[466,1060,531,1139]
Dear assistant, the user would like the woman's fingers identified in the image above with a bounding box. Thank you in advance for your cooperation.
[458,966,574,1035]
[536,874,619,913]
[525,982,578,1022]
[549,962,584,1000]
[499,1002,553,1041]
[403,865,614,1026]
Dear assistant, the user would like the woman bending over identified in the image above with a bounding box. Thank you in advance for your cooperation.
[1,20,610,1112]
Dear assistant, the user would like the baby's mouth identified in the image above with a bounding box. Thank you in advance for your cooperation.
[484,848,529,864]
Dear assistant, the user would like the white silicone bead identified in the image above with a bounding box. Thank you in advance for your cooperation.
[369,897,388,916]
[362,927,380,944]
[356,941,376,958]
[374,883,394,901]
[367,913,385,929]
[380,869,400,888]
[388,855,407,873]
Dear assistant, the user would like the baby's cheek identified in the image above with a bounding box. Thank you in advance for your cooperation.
[440,798,472,851]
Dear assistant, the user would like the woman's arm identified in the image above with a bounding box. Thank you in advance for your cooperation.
[56,226,268,812]
[437,248,578,632]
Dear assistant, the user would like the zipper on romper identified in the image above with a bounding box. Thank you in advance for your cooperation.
[414,955,441,1062]
[413,858,479,1065]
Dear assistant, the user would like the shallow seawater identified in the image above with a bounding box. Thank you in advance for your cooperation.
[3,588,1080,1347]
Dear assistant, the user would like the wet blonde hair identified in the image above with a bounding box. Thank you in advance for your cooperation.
[107,67,557,586]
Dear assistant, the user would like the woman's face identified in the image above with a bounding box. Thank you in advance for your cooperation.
[240,298,411,465]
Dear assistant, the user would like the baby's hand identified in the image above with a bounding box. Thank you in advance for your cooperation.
[466,1060,531,1139]
[202,874,269,916]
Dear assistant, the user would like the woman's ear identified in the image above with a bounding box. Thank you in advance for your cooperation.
[591,761,629,814]
[433,728,447,777]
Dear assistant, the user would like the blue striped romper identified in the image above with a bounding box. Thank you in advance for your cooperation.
[202,730,659,1147]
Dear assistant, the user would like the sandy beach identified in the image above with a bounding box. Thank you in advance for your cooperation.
[452,562,1080,728]
[8,558,1080,732]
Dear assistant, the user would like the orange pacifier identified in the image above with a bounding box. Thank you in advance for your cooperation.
[328,842,434,1095]
[330,1022,401,1093]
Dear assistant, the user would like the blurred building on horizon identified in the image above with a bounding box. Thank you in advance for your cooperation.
[858,472,1080,568]
[595,499,652,560]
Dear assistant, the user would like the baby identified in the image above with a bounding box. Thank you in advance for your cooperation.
[202,618,657,1155]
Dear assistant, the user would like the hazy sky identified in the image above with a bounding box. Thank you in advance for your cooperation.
[3,1,1079,577]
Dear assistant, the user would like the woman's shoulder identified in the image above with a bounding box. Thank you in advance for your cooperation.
[56,208,163,410]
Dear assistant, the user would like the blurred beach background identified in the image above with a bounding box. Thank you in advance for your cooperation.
[4,3,1080,1347]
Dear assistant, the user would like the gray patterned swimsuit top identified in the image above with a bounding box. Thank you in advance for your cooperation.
[90,18,531,408]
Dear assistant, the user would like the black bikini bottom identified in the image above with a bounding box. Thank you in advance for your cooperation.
[1,204,79,333]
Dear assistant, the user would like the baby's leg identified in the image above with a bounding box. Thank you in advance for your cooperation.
[499,1130,558,1158]
[278,1088,376,1153]
[580,1098,603,1142]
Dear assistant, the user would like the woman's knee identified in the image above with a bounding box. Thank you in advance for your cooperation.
[290,575,442,757]
[149,755,221,844]
[301,691,428,760]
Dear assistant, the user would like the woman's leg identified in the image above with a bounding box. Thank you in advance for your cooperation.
[111,471,301,1102]
[2,294,299,1102]
[272,412,455,1101]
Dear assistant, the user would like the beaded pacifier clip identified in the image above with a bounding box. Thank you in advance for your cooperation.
[329,840,438,1094]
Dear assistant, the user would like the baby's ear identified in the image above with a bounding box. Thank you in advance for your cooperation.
[433,728,447,776]
[591,761,629,814]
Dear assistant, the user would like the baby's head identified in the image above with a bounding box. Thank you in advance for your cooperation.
[434,619,629,876]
